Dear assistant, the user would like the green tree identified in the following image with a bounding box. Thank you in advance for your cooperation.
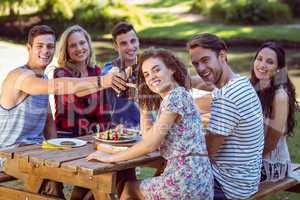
[281,0,300,17]
[0,0,38,16]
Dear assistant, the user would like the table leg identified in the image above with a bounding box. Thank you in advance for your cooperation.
[92,189,111,200]
[24,175,44,193]
[286,183,300,193]
[70,186,90,200]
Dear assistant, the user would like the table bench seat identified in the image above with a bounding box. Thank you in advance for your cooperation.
[0,185,63,200]
[249,163,300,199]
[0,172,15,183]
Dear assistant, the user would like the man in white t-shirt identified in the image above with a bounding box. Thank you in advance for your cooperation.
[187,33,264,199]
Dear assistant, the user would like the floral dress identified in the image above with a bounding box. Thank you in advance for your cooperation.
[140,87,213,200]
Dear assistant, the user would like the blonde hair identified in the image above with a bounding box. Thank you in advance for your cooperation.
[57,25,95,69]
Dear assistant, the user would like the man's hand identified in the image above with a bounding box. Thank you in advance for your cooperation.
[102,71,127,93]
[205,132,226,157]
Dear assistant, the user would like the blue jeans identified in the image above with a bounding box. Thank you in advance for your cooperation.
[214,178,227,200]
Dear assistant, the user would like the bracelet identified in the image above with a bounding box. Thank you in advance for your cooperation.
[97,76,102,88]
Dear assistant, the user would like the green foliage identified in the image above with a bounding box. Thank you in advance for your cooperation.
[72,3,126,32]
[224,0,292,24]
[0,0,139,37]
[141,0,193,9]
[208,0,228,22]
[0,0,40,16]
[281,0,300,17]
[190,0,217,14]
[42,0,76,19]
[191,0,292,24]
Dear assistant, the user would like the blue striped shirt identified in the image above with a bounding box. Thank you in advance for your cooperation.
[208,76,264,199]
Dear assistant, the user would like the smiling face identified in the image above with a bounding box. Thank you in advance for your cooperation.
[27,34,55,69]
[142,57,176,97]
[189,46,223,86]
[67,31,90,64]
[253,47,278,80]
[114,30,139,64]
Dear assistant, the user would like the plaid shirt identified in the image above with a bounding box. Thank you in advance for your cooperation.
[54,66,111,137]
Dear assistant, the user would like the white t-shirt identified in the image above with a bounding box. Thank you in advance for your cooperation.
[208,76,264,199]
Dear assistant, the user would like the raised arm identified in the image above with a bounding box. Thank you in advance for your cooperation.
[191,75,215,91]
[75,71,127,97]
[263,89,289,157]
[0,68,126,109]
[11,68,126,95]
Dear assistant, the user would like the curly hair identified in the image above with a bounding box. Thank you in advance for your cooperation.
[250,42,298,136]
[137,47,191,111]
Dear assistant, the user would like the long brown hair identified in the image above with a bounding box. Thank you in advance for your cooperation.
[250,42,298,136]
[137,48,191,111]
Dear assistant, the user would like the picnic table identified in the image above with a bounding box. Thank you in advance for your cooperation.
[0,135,165,200]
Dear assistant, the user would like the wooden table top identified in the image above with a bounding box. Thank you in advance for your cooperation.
[0,135,161,176]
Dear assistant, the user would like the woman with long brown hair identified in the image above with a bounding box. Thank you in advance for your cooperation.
[250,42,298,182]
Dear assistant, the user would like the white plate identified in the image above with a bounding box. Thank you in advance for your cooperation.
[46,138,87,148]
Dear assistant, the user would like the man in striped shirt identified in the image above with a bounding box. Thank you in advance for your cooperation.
[187,33,264,199]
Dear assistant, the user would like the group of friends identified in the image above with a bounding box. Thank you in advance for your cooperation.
[0,21,298,200]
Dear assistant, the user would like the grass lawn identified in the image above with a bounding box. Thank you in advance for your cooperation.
[138,19,300,42]
[95,0,300,43]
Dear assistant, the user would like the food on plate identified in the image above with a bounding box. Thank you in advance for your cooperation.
[96,125,137,141]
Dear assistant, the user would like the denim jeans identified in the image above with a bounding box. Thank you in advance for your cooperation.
[214,178,227,200]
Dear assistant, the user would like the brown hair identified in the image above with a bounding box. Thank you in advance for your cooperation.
[137,47,191,111]
[27,25,55,45]
[112,21,136,42]
[250,42,298,136]
[187,33,227,56]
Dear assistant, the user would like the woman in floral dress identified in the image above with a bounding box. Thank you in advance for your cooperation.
[87,48,213,200]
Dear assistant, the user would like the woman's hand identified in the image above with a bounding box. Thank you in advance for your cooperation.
[86,151,115,163]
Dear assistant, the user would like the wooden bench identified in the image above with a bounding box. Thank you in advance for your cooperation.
[0,172,15,183]
[0,185,63,200]
[249,164,300,199]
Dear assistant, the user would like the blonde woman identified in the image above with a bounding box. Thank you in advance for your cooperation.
[55,25,115,137]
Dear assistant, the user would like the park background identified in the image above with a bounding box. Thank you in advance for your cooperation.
[0,0,300,199]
